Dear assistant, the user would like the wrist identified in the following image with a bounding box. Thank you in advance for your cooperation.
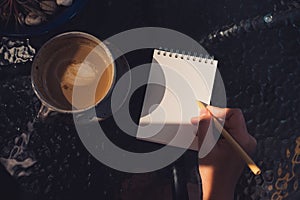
[202,190,234,200]
[199,166,236,200]
[202,186,235,200]
[202,182,235,200]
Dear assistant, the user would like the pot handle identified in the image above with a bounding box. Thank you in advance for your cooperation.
[74,113,106,124]
[37,104,52,120]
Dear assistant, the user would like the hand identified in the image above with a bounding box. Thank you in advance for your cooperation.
[191,107,257,200]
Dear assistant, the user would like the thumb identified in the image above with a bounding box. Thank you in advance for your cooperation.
[191,109,212,147]
[191,108,210,125]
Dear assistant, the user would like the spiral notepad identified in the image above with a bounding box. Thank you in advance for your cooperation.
[136,49,218,151]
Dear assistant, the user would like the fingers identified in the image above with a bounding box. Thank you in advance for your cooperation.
[206,105,227,119]
[191,108,212,147]
[191,108,210,125]
[247,135,257,156]
[205,107,248,137]
[219,108,257,157]
[222,108,248,134]
[191,106,256,154]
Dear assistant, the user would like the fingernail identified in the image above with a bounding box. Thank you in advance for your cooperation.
[207,106,224,117]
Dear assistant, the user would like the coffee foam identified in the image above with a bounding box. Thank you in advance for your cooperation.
[35,35,114,111]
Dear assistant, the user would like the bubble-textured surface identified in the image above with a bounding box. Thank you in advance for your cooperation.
[0,0,300,199]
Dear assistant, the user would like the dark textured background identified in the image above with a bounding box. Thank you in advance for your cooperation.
[0,0,300,199]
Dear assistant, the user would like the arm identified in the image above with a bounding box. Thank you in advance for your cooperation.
[191,107,257,200]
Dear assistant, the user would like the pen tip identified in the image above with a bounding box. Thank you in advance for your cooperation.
[196,101,207,110]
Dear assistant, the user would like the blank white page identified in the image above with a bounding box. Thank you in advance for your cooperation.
[136,49,218,151]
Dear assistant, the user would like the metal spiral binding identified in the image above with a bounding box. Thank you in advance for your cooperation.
[156,48,215,64]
